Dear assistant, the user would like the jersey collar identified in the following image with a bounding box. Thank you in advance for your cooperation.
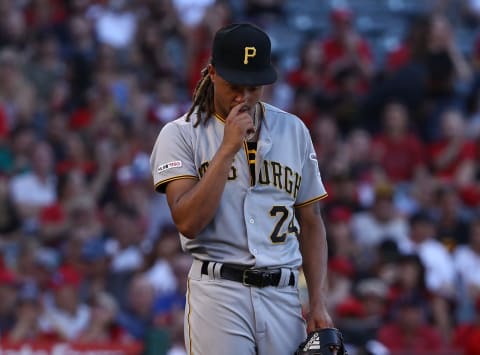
[214,112,225,123]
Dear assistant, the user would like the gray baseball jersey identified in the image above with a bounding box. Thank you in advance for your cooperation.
[150,102,327,269]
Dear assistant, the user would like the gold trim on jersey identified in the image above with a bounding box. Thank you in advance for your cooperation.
[294,193,328,208]
[154,175,198,192]
[186,278,193,354]
[214,112,225,123]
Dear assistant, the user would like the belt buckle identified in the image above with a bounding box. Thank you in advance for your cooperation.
[242,269,272,287]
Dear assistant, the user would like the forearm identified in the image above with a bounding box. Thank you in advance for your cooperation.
[168,147,236,238]
[298,214,329,307]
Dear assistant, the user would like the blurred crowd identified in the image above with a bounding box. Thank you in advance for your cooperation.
[0,0,480,354]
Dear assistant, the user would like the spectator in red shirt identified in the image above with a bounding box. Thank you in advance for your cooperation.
[286,37,325,94]
[376,294,445,353]
[320,7,374,96]
[385,15,430,74]
[371,100,427,183]
[55,132,97,178]
[428,108,476,188]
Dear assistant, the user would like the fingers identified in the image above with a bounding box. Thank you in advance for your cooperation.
[219,102,255,154]
[229,102,249,116]
[225,102,254,139]
[306,310,334,333]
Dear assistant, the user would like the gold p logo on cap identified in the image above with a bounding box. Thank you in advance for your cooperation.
[244,47,256,64]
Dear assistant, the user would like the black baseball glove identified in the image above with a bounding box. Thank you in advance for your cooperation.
[294,328,348,355]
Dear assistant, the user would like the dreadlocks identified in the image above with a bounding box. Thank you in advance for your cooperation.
[186,65,215,126]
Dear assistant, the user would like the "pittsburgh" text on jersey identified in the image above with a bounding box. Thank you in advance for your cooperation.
[198,159,301,199]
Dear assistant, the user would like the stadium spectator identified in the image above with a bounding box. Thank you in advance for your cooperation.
[336,278,389,349]
[91,0,138,51]
[289,87,319,129]
[453,216,480,322]
[325,256,355,315]
[142,224,181,296]
[428,108,476,189]
[398,210,457,339]
[350,182,409,270]
[343,128,377,185]
[146,75,190,128]
[325,206,357,261]
[421,14,473,141]
[153,253,191,329]
[78,237,111,304]
[320,7,374,96]
[64,14,96,109]
[286,37,325,94]
[0,48,37,129]
[0,267,18,335]
[77,291,131,343]
[385,14,430,74]
[0,173,20,237]
[106,204,144,274]
[66,195,103,241]
[24,33,66,108]
[9,140,57,233]
[0,5,28,53]
[38,266,90,341]
[116,274,156,341]
[386,253,452,338]
[311,114,344,177]
[14,243,59,306]
[23,0,67,35]
[322,168,361,218]
[172,0,215,29]
[371,100,428,184]
[376,294,445,353]
[431,183,471,249]
[3,282,47,343]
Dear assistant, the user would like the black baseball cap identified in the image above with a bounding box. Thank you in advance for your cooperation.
[211,23,277,86]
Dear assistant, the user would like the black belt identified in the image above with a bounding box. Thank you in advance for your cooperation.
[201,261,295,288]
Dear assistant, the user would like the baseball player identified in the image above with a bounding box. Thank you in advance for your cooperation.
[150,23,334,354]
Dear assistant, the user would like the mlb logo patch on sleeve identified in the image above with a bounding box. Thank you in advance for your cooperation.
[157,161,182,174]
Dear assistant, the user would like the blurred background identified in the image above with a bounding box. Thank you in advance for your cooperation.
[0,0,480,354]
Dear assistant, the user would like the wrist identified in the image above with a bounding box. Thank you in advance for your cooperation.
[217,143,240,161]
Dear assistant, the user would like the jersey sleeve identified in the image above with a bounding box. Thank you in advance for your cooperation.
[294,128,327,207]
[150,121,198,193]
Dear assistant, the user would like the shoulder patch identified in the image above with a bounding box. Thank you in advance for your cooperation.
[157,161,182,174]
